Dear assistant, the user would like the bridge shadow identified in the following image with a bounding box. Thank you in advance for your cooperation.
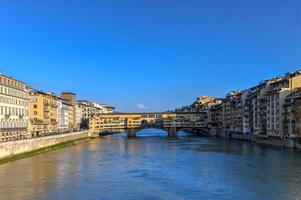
[108,128,192,138]
[98,123,207,137]
[135,128,168,137]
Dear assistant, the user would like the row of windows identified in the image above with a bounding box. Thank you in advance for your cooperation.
[31,97,58,105]
[267,102,279,107]
[0,95,29,106]
[267,110,280,115]
[0,121,28,129]
[2,132,25,137]
[0,106,28,116]
[0,86,29,99]
[31,104,57,112]
[0,76,25,90]
[33,111,55,118]
[267,95,279,101]
[43,99,57,107]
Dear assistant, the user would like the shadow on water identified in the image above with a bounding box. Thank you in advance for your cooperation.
[106,132,301,171]
[110,130,300,159]
[137,129,167,137]
[110,128,193,138]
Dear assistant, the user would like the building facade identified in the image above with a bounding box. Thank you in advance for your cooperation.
[209,102,223,135]
[57,97,69,131]
[0,74,30,141]
[283,89,301,138]
[29,90,59,137]
[75,102,84,129]
[222,91,243,133]
[264,73,301,137]
[61,92,77,130]
[207,70,301,138]
[79,100,98,119]
[79,100,115,119]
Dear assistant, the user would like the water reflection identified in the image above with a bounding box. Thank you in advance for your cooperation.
[0,130,301,200]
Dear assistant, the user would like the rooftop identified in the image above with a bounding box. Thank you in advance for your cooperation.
[0,72,26,85]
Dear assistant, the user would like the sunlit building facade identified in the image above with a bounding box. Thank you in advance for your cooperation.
[57,97,69,131]
[0,74,30,141]
[29,89,58,137]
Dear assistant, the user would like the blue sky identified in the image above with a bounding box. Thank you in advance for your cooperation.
[0,0,300,112]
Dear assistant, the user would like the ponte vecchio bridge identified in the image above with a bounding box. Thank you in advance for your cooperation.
[89,112,209,137]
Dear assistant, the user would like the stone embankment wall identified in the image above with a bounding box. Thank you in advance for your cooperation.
[0,131,90,159]
[209,128,301,149]
[254,136,295,148]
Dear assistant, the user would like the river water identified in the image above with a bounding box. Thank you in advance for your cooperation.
[0,129,301,200]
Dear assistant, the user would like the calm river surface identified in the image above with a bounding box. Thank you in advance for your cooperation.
[1,129,301,200]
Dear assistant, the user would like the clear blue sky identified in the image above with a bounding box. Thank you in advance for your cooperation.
[0,0,300,112]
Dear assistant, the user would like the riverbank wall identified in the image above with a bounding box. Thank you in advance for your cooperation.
[209,129,300,149]
[0,131,91,159]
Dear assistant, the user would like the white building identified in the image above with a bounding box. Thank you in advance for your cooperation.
[57,98,69,131]
[75,102,84,129]
[0,73,30,141]
[78,100,115,119]
[103,105,115,113]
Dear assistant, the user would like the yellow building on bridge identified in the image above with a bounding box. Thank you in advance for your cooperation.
[90,112,208,137]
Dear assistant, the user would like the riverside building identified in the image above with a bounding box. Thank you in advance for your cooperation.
[75,102,84,129]
[265,72,301,137]
[57,97,69,131]
[79,100,115,119]
[283,89,301,139]
[222,91,241,132]
[29,89,59,137]
[208,70,301,139]
[61,92,77,130]
[79,100,99,119]
[209,102,223,135]
[0,73,30,141]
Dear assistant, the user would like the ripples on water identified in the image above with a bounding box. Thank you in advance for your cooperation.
[0,129,301,200]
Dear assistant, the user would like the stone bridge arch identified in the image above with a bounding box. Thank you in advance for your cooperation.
[125,126,209,137]
[128,127,169,136]
[125,126,171,137]
[98,126,209,137]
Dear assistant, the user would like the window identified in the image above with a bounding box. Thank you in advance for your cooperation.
[31,98,37,103]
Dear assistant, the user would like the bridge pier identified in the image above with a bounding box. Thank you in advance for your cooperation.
[167,127,177,137]
[127,128,137,137]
